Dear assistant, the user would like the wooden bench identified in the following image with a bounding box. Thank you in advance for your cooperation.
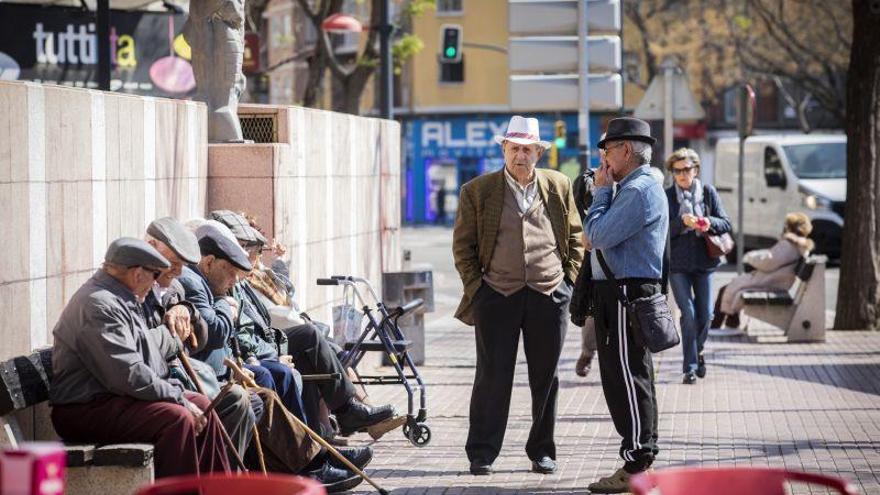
[742,255,828,342]
[0,348,154,495]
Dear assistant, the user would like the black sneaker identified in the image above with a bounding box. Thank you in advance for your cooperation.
[469,460,492,475]
[682,372,697,385]
[329,446,373,470]
[308,461,363,493]
[336,399,395,436]
[696,354,707,378]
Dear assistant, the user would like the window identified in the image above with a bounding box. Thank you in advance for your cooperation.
[437,0,463,14]
[764,147,787,189]
[782,143,847,179]
[440,55,464,83]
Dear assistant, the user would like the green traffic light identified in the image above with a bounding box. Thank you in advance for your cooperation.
[555,137,566,148]
[445,47,457,58]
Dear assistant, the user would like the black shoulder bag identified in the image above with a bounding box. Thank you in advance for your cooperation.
[595,250,680,353]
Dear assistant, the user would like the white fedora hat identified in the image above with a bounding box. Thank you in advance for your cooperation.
[493,115,552,150]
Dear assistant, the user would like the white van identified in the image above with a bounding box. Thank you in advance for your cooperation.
[713,134,846,259]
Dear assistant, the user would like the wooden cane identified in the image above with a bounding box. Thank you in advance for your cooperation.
[224,358,391,495]
[177,352,249,472]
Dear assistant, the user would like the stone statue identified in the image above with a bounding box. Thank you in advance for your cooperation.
[183,0,246,143]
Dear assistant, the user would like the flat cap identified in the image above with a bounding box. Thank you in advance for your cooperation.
[208,210,268,246]
[198,228,253,272]
[147,217,201,264]
[105,237,171,269]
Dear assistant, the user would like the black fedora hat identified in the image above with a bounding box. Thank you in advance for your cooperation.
[597,117,656,149]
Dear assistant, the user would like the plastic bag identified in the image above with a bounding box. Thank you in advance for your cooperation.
[332,284,363,345]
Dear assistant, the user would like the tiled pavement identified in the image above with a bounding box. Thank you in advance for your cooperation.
[344,228,880,494]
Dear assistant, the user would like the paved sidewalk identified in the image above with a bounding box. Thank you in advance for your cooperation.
[347,227,880,494]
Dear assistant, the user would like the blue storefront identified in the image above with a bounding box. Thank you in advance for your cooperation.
[403,112,605,224]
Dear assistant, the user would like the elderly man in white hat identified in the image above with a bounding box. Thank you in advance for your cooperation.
[452,115,584,475]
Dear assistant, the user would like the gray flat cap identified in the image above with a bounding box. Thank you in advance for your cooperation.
[198,229,253,272]
[147,217,201,264]
[105,237,171,269]
[209,210,268,246]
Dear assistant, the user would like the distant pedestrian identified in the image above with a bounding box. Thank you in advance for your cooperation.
[453,115,583,476]
[435,183,447,225]
[584,117,668,493]
[665,148,731,384]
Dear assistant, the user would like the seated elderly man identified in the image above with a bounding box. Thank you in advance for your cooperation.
[208,210,395,437]
[178,223,367,491]
[143,217,262,463]
[50,237,230,478]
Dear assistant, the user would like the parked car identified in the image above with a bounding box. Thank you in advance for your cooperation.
[713,134,846,259]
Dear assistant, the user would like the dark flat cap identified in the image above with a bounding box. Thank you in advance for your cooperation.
[147,217,201,264]
[198,228,253,272]
[208,210,268,246]
[105,237,171,269]
[597,117,657,149]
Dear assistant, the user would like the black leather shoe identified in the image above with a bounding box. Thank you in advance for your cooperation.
[308,461,363,493]
[682,372,697,384]
[469,461,492,475]
[531,456,557,474]
[696,354,707,378]
[336,399,395,435]
[329,446,373,470]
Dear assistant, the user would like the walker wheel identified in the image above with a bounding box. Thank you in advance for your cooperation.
[407,423,431,447]
[402,423,411,439]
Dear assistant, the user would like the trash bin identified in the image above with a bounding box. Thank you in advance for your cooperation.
[382,270,434,365]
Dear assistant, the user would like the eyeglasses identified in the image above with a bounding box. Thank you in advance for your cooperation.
[140,266,163,280]
[672,166,696,175]
[605,142,627,152]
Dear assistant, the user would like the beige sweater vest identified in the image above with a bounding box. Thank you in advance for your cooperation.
[483,183,564,296]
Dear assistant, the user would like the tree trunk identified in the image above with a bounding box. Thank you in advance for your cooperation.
[834,0,880,330]
[302,53,327,108]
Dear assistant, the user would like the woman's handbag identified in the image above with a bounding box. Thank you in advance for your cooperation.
[595,251,680,353]
[701,184,734,258]
[704,232,734,258]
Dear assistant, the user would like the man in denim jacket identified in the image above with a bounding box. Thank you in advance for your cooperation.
[584,117,669,493]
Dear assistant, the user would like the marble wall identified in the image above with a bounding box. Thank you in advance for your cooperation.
[0,84,402,362]
[209,104,402,324]
[0,81,207,361]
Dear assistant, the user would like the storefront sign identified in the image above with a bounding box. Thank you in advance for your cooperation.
[0,4,192,96]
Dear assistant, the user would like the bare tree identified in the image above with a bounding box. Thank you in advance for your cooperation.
[292,0,431,114]
[835,0,880,331]
[730,0,851,128]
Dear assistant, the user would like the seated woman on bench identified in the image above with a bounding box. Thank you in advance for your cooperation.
[710,213,814,330]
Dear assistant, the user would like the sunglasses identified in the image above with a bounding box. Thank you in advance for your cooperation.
[672,166,696,175]
[140,266,163,280]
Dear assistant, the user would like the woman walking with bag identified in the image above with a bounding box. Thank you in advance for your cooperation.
[665,148,731,384]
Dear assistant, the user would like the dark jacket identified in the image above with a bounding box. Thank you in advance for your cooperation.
[666,184,732,273]
[231,281,288,361]
[178,265,236,379]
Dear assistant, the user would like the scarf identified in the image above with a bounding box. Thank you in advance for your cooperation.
[675,178,704,232]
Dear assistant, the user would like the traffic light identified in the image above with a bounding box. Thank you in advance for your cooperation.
[554,120,567,149]
[440,25,462,63]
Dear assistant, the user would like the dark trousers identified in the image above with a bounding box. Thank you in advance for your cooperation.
[283,322,358,431]
[593,279,660,473]
[245,360,307,423]
[466,283,571,464]
[51,391,230,478]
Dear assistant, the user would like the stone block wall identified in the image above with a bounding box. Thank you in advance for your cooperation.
[0,81,207,360]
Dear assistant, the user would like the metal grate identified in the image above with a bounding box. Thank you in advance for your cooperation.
[239,114,278,143]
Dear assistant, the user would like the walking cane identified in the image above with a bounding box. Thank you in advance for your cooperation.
[177,351,249,472]
[224,358,391,495]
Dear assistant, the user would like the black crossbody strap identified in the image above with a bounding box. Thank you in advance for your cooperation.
[595,250,631,307]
